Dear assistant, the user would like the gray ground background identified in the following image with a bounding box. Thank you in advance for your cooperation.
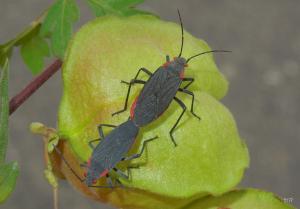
[0,0,299,208]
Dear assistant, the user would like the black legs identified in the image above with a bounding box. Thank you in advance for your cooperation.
[88,124,117,149]
[178,88,201,120]
[121,136,158,161]
[112,79,146,116]
[112,67,152,116]
[169,97,186,146]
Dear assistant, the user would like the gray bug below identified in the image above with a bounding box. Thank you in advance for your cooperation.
[54,119,157,188]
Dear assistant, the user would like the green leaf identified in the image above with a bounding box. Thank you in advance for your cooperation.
[21,36,50,74]
[40,0,80,58]
[86,0,150,16]
[57,16,247,208]
[0,21,42,69]
[0,59,9,162]
[187,189,295,209]
[0,162,19,203]
[0,15,48,74]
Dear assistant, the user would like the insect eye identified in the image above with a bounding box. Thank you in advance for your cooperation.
[92,179,97,184]
[184,64,188,67]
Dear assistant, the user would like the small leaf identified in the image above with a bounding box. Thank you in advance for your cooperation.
[0,59,9,162]
[40,0,80,58]
[21,36,50,74]
[0,16,46,73]
[86,0,149,16]
[30,122,59,153]
[0,161,19,203]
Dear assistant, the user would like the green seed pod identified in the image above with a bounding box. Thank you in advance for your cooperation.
[57,15,249,209]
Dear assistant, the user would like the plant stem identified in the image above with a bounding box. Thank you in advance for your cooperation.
[9,59,62,115]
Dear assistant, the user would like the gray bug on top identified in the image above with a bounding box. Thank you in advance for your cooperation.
[112,10,230,146]
[54,10,229,188]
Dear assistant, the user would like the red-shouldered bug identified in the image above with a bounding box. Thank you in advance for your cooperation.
[112,10,230,146]
[54,119,157,188]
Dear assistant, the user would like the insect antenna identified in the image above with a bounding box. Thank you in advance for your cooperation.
[186,50,232,63]
[177,9,184,57]
[53,145,85,182]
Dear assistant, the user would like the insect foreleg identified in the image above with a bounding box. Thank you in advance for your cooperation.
[112,79,146,116]
[178,88,201,120]
[181,77,194,89]
[169,97,187,147]
[87,124,117,149]
[97,124,117,139]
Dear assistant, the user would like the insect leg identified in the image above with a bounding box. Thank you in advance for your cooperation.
[113,167,129,180]
[97,124,117,138]
[80,163,87,168]
[166,55,170,62]
[121,136,158,161]
[169,97,187,147]
[88,124,117,149]
[133,67,152,80]
[178,88,201,120]
[87,174,115,188]
[106,173,113,187]
[112,79,146,116]
[181,77,194,89]
[53,145,85,182]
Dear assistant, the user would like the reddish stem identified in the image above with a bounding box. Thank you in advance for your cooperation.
[9,59,62,115]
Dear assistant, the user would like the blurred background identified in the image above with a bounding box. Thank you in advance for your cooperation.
[0,0,299,208]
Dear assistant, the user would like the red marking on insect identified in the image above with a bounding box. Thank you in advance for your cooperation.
[179,70,185,79]
[163,61,170,67]
[130,96,138,118]
[92,179,97,184]
[100,169,109,177]
[83,171,87,177]
[87,158,91,167]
